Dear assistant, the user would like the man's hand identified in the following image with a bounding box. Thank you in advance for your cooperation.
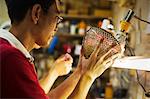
[39,53,73,94]
[77,41,121,78]
[52,53,73,76]
[85,44,121,80]
[68,44,121,99]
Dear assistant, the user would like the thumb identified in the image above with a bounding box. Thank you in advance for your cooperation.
[103,53,120,66]
[56,53,73,62]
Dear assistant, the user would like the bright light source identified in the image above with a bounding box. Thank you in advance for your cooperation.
[112,56,150,71]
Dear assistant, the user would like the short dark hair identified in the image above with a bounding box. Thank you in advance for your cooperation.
[5,0,55,23]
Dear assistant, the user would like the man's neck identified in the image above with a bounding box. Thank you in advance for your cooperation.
[9,23,35,52]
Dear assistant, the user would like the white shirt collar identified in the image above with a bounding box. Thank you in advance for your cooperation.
[0,29,34,62]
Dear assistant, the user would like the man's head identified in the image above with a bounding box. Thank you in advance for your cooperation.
[5,0,62,47]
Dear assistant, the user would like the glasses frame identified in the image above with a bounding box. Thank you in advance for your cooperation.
[54,16,63,31]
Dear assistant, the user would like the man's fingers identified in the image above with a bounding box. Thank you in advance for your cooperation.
[90,39,103,60]
[59,62,72,76]
[66,63,72,72]
[102,44,121,61]
[96,53,120,71]
[64,60,73,68]
[100,48,113,62]
[80,46,84,57]
[57,53,73,63]
[104,59,114,70]
[87,42,101,67]
[97,47,120,66]
[112,44,121,53]
[64,53,73,62]
[103,53,120,65]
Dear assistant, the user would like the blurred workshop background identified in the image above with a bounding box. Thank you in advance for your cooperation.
[0,0,150,99]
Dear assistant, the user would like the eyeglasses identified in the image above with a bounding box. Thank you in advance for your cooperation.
[54,16,63,31]
[56,16,63,24]
[136,70,150,97]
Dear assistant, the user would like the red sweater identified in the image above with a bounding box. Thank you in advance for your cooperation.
[0,38,49,98]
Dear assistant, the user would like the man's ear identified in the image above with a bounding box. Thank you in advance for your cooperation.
[31,4,41,24]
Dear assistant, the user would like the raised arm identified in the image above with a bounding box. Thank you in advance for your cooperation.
[47,50,89,99]
[48,67,82,99]
[69,45,121,99]
[39,53,73,94]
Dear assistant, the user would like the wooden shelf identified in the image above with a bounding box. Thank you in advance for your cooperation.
[60,14,103,19]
